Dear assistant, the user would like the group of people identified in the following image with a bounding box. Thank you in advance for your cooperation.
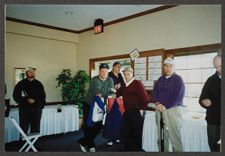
[11,51,221,152]
[78,52,221,152]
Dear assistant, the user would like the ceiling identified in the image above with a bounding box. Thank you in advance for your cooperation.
[6,5,162,31]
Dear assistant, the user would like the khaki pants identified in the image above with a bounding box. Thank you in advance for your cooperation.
[155,106,183,152]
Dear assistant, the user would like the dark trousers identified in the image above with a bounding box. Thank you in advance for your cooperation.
[19,107,42,134]
[207,124,221,152]
[121,108,144,151]
[78,103,102,148]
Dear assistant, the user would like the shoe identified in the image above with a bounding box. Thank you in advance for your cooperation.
[79,143,87,152]
[115,139,120,143]
[89,147,96,152]
[107,141,113,146]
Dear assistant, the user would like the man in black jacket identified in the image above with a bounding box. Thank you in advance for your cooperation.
[199,53,221,152]
[13,68,46,134]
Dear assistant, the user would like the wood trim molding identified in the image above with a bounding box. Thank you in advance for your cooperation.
[6,5,177,34]
[165,43,221,56]
[6,17,80,34]
[89,43,221,77]
[89,48,165,77]
[78,5,177,33]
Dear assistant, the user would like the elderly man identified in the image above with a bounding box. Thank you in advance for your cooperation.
[13,68,46,134]
[120,67,149,151]
[199,52,221,152]
[152,58,185,152]
[78,63,116,152]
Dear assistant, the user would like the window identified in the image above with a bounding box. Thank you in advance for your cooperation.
[174,52,217,113]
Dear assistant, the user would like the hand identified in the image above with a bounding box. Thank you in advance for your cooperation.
[27,98,35,104]
[202,99,212,107]
[111,88,117,93]
[140,110,144,116]
[156,104,166,112]
[115,84,121,89]
[96,94,102,97]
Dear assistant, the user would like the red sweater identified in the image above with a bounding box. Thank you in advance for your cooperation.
[120,80,149,110]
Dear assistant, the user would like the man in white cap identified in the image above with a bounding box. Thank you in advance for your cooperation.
[199,52,221,152]
[152,57,185,152]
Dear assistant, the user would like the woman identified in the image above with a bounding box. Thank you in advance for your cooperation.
[119,67,149,151]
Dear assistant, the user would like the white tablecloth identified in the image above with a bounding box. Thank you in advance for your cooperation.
[142,111,210,152]
[5,105,79,143]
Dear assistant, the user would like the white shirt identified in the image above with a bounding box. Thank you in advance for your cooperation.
[165,75,172,79]
[99,76,106,81]
[125,77,135,87]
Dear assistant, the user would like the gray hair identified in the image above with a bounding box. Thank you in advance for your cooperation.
[213,48,222,64]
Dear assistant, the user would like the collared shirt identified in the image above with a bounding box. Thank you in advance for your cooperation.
[108,71,124,85]
[99,75,107,81]
[165,75,172,79]
[125,77,135,87]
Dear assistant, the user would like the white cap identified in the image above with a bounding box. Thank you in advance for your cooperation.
[26,67,36,73]
[122,66,134,73]
[163,57,174,65]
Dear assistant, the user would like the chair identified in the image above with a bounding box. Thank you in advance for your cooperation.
[8,116,41,152]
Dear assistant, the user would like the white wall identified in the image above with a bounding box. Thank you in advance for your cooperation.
[77,5,221,72]
[5,21,79,103]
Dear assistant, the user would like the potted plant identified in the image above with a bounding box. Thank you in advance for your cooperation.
[56,69,90,122]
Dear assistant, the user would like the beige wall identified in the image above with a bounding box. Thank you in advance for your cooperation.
[5,5,221,103]
[77,5,221,72]
[5,21,79,103]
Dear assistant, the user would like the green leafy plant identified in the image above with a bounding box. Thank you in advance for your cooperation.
[56,69,90,116]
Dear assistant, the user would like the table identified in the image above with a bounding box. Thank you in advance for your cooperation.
[5,105,79,143]
[142,111,210,152]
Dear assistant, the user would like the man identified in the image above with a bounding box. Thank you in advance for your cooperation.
[78,63,116,152]
[107,61,124,145]
[108,62,124,93]
[199,53,221,152]
[13,68,46,134]
[152,58,185,152]
[120,67,149,151]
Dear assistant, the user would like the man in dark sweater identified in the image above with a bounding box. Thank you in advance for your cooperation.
[120,66,149,151]
[199,54,221,152]
[78,63,116,152]
[13,68,46,134]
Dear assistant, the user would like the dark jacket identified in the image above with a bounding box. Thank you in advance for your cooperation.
[13,78,46,109]
[199,72,221,125]
[108,71,124,97]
